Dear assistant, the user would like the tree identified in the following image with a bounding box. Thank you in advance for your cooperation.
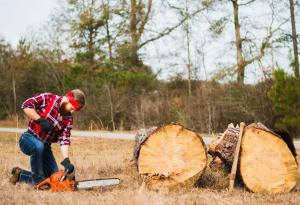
[288,0,299,77]
[66,0,107,64]
[209,0,288,84]
[128,0,153,67]
[0,39,14,117]
[230,0,288,84]
[269,69,300,135]
[117,0,206,71]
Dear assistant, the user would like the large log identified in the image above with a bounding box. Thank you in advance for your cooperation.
[133,123,207,189]
[208,122,299,193]
[240,123,298,193]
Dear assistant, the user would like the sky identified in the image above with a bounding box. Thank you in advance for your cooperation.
[0,0,57,45]
[0,0,297,84]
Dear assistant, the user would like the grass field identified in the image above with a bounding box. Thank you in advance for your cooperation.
[0,132,300,205]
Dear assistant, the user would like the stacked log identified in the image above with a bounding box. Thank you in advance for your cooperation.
[133,123,207,189]
[208,123,240,168]
[209,122,299,193]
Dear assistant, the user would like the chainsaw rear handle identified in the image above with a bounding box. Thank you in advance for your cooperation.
[35,178,50,190]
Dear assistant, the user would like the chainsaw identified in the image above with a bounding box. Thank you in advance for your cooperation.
[35,170,120,192]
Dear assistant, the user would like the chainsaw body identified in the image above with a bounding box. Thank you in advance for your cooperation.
[35,170,76,192]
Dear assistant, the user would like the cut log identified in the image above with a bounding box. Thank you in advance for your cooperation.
[209,122,299,193]
[134,123,207,189]
[240,123,298,193]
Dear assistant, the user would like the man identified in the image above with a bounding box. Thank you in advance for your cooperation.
[10,89,85,186]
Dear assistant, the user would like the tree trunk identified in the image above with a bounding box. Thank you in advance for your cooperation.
[185,0,192,97]
[106,85,115,131]
[130,0,140,67]
[134,123,207,189]
[129,0,152,68]
[105,1,113,61]
[289,0,299,77]
[232,0,245,84]
[12,74,17,115]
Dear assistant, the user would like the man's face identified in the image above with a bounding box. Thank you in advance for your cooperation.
[59,102,76,116]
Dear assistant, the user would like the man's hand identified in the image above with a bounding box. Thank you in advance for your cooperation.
[61,158,75,174]
[34,118,53,133]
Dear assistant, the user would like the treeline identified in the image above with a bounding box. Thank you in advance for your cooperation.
[0,39,299,135]
[0,0,299,136]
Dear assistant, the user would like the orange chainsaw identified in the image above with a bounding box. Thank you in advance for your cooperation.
[35,170,120,192]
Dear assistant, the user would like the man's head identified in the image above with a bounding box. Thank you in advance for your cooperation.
[59,89,86,116]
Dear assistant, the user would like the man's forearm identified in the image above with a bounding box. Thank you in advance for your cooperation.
[23,108,41,121]
[60,145,69,159]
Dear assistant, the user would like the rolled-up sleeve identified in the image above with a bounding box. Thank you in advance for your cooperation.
[59,118,73,146]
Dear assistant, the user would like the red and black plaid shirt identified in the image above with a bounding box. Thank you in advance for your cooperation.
[21,93,73,145]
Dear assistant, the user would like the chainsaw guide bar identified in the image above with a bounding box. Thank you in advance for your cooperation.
[76,178,120,190]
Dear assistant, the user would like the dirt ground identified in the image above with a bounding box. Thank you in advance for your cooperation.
[0,132,299,205]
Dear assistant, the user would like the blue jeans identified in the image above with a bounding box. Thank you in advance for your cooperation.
[18,131,58,185]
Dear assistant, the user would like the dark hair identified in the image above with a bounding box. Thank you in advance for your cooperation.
[71,89,86,107]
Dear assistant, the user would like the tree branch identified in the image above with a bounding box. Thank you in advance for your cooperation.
[238,0,256,6]
[139,7,205,48]
[243,19,289,66]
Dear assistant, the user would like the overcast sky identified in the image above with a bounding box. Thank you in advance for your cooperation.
[0,0,57,45]
[0,0,297,84]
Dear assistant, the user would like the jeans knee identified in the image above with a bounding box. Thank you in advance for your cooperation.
[19,135,35,156]
[34,143,45,155]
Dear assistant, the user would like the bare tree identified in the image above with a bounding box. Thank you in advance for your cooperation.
[184,0,192,97]
[288,0,299,77]
[229,0,288,84]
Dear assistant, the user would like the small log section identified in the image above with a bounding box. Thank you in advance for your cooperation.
[209,122,299,193]
[208,123,240,167]
[133,123,207,189]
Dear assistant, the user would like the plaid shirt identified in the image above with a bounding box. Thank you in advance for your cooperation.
[21,93,73,145]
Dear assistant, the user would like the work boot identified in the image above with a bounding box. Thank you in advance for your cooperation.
[9,167,22,185]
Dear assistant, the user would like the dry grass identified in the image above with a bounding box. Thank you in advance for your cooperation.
[0,132,300,205]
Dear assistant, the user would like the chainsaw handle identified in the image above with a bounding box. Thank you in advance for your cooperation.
[60,169,69,182]
[35,178,50,190]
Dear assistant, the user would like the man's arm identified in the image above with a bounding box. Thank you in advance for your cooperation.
[59,118,74,173]
[22,93,55,133]
[60,145,69,159]
[23,108,41,121]
[60,145,74,174]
